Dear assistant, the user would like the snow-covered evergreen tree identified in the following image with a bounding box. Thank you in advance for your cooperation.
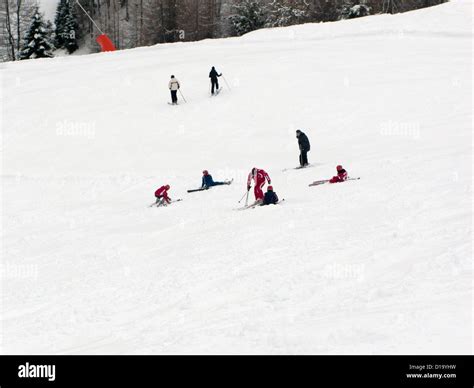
[54,0,78,53]
[339,1,371,20]
[229,0,266,36]
[265,1,309,28]
[54,0,68,48]
[62,1,79,53]
[19,8,54,60]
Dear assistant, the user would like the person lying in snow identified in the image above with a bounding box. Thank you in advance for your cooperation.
[201,170,229,189]
[262,186,279,205]
[329,165,348,183]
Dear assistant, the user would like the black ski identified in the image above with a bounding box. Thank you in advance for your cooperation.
[187,179,233,193]
[187,187,209,193]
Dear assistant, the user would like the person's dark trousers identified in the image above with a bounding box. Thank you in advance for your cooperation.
[300,150,308,166]
[211,80,219,94]
[171,90,178,103]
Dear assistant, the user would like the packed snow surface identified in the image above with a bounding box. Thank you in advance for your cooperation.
[1,0,472,354]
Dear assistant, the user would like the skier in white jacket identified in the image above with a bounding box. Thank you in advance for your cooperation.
[168,75,181,105]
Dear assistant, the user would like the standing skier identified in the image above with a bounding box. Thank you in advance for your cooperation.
[201,170,230,189]
[262,186,279,206]
[154,184,171,205]
[168,75,180,105]
[296,130,311,167]
[329,165,348,183]
[247,167,271,203]
[209,66,222,95]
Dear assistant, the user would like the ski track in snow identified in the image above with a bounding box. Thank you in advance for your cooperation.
[1,0,472,354]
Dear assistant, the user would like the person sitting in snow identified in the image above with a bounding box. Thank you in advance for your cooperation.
[201,170,229,189]
[262,185,279,205]
[155,184,171,205]
[329,165,348,183]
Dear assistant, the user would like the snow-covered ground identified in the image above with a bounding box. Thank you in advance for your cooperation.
[1,0,472,354]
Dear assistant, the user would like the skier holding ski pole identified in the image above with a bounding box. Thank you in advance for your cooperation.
[168,75,181,105]
[247,167,271,205]
[209,66,222,95]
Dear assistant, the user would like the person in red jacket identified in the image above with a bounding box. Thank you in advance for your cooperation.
[329,165,348,183]
[154,184,171,205]
[247,167,271,203]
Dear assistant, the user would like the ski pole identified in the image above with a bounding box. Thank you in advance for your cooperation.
[245,190,249,207]
[238,191,247,204]
[179,89,187,103]
[222,75,231,91]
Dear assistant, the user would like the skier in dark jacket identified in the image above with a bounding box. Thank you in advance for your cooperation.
[201,170,229,188]
[296,130,311,167]
[262,186,279,205]
[209,66,222,95]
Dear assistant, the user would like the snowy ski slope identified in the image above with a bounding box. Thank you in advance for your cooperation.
[1,0,472,354]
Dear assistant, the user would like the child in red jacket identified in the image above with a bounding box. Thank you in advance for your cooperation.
[329,165,348,183]
[155,184,171,205]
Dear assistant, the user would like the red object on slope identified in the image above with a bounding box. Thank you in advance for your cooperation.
[96,34,116,52]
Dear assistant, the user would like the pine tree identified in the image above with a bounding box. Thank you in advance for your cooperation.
[54,0,78,53]
[229,0,266,36]
[54,0,68,48]
[265,1,309,28]
[339,1,371,20]
[20,8,54,60]
[62,1,79,53]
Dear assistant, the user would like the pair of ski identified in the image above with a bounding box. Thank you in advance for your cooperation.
[309,177,360,187]
[282,164,314,172]
[211,88,222,97]
[149,199,183,208]
[236,199,285,211]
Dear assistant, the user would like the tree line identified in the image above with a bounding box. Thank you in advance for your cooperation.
[1,0,447,62]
